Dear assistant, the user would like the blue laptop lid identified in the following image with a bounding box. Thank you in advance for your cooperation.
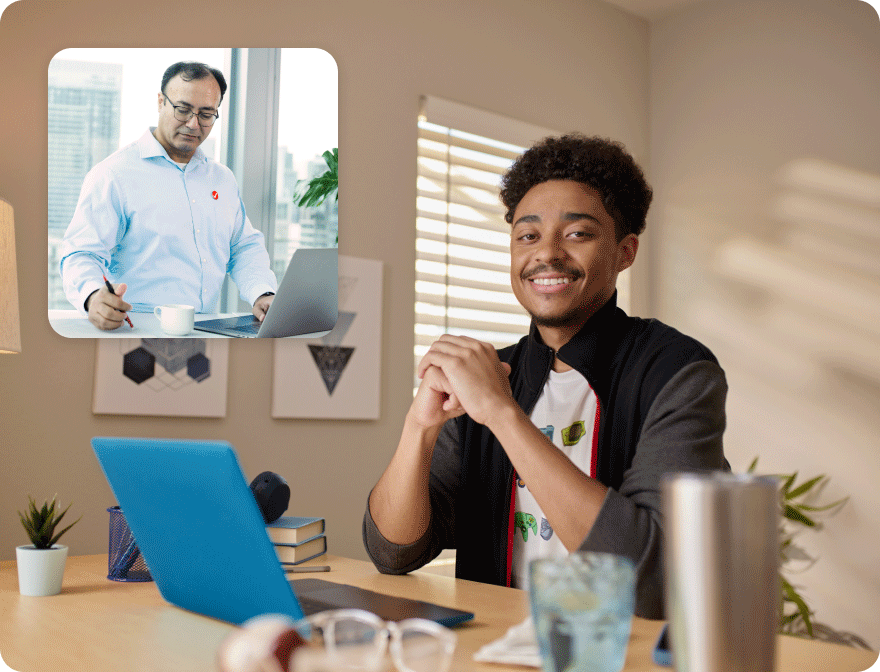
[91,437,304,624]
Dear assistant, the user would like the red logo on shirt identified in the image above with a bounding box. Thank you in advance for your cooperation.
[212,191,219,200]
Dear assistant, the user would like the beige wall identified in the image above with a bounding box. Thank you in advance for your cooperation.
[2,0,877,651]
[650,0,880,645]
[0,0,648,566]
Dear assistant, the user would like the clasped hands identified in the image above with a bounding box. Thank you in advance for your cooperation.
[412,334,514,429]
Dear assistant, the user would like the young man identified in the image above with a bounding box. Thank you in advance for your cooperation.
[60,61,277,330]
[364,134,729,618]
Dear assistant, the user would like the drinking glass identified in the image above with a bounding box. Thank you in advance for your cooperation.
[529,552,635,672]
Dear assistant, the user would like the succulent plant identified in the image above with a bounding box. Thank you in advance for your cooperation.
[18,495,82,550]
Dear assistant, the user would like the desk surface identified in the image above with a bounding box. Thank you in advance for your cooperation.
[48,310,243,338]
[1,554,876,672]
[48,311,327,339]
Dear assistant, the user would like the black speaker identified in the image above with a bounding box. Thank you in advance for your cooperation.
[249,471,290,524]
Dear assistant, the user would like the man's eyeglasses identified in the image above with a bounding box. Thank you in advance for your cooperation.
[293,608,457,672]
[162,96,219,127]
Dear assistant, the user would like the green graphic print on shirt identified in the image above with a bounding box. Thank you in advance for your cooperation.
[516,421,588,543]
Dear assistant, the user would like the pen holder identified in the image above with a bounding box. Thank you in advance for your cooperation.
[107,506,152,582]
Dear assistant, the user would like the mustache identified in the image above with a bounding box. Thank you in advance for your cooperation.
[521,263,584,281]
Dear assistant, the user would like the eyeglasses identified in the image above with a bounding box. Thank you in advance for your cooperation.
[293,609,457,672]
[162,96,219,127]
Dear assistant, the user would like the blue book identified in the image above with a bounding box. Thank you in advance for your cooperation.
[266,516,325,545]
[274,534,327,565]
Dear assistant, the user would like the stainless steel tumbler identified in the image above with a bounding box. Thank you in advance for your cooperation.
[662,472,780,672]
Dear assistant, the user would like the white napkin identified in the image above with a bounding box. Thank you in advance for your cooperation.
[473,616,542,667]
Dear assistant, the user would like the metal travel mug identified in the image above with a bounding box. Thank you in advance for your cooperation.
[662,472,779,672]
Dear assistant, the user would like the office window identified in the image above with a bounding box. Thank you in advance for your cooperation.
[274,48,339,273]
[217,48,337,311]
[415,97,632,386]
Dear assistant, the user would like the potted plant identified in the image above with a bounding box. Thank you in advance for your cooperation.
[295,148,338,245]
[748,458,871,649]
[16,495,81,596]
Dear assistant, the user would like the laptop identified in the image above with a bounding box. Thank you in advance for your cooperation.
[194,248,338,338]
[91,437,474,627]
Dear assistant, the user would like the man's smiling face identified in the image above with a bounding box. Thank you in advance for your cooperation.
[509,179,638,347]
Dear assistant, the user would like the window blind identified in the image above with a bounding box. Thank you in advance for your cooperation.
[414,97,554,385]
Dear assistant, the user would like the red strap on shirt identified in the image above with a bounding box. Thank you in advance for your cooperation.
[505,474,517,587]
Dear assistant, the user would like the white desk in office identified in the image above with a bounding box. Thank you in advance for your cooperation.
[47,310,327,339]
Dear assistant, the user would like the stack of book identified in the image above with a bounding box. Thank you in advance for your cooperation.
[266,516,327,565]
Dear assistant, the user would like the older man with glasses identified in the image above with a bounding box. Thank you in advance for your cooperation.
[59,61,277,330]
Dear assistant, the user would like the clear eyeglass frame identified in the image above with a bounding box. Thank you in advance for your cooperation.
[293,608,457,672]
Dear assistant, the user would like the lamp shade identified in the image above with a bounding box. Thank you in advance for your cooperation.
[0,197,22,353]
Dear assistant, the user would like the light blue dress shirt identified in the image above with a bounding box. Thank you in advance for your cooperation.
[60,129,277,314]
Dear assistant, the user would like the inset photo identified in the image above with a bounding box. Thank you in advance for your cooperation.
[47,47,338,338]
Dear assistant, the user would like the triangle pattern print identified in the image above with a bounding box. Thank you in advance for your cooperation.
[308,344,355,394]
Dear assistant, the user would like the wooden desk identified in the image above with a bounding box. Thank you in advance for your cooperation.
[1,555,877,672]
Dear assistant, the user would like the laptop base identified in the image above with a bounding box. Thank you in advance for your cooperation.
[291,578,474,627]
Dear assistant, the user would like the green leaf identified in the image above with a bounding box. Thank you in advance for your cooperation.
[780,472,798,497]
[295,148,339,208]
[780,613,800,626]
[747,457,759,473]
[47,516,82,548]
[787,475,825,500]
[781,577,813,637]
[795,498,848,512]
[322,148,338,172]
[783,504,816,527]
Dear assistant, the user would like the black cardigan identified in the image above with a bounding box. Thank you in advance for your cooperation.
[364,293,729,618]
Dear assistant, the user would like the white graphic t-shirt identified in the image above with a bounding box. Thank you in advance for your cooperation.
[511,367,598,590]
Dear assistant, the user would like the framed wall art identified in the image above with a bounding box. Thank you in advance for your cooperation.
[93,337,229,417]
[272,255,383,419]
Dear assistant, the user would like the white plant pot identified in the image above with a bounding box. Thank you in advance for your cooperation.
[16,544,69,596]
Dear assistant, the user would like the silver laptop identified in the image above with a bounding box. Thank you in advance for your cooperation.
[194,247,338,338]
[91,437,474,627]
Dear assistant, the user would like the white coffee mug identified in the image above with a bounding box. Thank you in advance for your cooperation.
[153,304,195,336]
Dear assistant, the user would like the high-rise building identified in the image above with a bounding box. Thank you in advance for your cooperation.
[48,59,122,308]
[273,146,301,277]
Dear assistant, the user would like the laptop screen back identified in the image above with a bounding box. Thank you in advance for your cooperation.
[91,437,304,624]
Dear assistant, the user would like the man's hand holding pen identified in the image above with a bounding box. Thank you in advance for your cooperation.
[86,279,133,331]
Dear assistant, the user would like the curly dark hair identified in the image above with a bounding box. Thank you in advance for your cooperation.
[500,134,652,240]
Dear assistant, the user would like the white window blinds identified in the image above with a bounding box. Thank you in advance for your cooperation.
[415,97,557,379]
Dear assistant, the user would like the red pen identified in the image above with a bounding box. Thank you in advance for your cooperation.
[102,274,134,328]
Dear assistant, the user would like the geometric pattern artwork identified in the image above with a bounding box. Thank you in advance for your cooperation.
[119,339,211,391]
[122,346,155,385]
[272,256,383,419]
[308,343,354,394]
[307,311,356,395]
[93,338,228,417]
[187,352,211,382]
